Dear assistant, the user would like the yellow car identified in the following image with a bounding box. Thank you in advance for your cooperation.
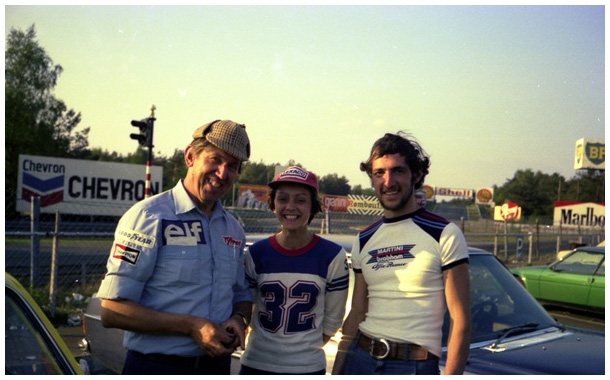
[5,273,83,375]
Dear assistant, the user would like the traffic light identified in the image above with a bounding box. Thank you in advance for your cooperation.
[130,117,154,148]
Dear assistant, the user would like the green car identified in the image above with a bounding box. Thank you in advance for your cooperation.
[511,247,605,312]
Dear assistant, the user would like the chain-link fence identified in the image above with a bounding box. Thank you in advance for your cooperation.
[5,195,604,322]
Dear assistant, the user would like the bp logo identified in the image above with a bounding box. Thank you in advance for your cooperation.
[586,142,605,165]
[21,172,65,207]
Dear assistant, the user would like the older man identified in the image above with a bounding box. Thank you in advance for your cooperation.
[97,120,253,375]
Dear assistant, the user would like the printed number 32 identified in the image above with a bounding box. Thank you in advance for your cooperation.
[258,281,320,334]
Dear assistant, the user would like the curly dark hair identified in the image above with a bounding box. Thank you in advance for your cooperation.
[360,131,430,189]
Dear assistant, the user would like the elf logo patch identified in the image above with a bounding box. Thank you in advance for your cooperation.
[162,220,205,246]
[112,244,141,265]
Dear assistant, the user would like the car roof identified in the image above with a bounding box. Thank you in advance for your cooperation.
[576,246,605,253]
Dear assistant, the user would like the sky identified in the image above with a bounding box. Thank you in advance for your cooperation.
[4,4,605,192]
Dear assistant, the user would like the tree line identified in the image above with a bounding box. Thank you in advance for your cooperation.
[5,25,604,223]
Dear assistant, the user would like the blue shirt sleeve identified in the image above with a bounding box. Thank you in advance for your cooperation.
[97,205,160,302]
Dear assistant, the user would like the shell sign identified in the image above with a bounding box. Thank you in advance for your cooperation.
[475,188,494,205]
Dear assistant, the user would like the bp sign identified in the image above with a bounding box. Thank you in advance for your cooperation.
[574,138,605,170]
[17,154,163,216]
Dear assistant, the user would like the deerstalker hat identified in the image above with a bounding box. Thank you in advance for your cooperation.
[268,166,319,195]
[192,119,250,161]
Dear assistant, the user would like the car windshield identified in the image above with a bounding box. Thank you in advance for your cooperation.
[5,289,70,375]
[442,254,557,346]
[553,249,605,275]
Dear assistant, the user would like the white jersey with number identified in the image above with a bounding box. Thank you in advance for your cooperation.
[351,208,469,358]
[241,234,349,374]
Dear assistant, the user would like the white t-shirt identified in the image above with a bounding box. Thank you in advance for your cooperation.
[351,208,469,358]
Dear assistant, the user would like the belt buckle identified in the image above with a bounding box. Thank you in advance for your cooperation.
[370,338,390,360]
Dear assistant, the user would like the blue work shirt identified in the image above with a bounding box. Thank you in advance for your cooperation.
[97,180,252,356]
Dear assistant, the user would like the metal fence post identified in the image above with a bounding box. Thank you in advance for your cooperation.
[30,196,41,288]
[527,231,534,264]
[49,211,60,318]
[556,220,562,253]
[536,219,540,259]
[493,223,498,257]
[503,219,508,260]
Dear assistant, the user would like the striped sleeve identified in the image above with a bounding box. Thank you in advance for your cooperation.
[323,248,349,336]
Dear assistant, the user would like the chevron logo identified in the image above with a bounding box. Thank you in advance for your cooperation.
[21,172,65,207]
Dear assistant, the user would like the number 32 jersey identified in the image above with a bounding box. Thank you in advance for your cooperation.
[241,234,349,374]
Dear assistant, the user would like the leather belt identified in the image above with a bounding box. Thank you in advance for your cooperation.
[356,333,438,361]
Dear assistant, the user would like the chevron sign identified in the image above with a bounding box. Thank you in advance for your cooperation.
[17,154,163,216]
[21,171,65,207]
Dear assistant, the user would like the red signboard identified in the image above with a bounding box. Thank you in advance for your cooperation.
[322,195,351,212]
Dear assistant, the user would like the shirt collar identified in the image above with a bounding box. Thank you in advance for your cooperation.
[173,180,225,220]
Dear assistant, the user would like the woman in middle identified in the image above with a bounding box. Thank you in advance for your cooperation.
[239,166,350,375]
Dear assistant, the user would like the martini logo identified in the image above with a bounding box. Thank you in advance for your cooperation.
[21,160,66,207]
[367,245,415,270]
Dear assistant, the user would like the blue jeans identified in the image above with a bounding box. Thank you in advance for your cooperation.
[344,338,440,375]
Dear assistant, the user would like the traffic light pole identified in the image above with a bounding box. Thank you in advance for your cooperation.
[145,106,155,199]
[130,105,156,198]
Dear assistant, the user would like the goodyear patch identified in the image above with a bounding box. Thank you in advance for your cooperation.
[116,228,156,249]
[112,244,141,265]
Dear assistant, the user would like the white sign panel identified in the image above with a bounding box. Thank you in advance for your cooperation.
[435,187,474,198]
[554,201,605,228]
[17,154,163,216]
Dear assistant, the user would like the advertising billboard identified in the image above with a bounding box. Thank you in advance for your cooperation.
[237,184,270,210]
[574,138,605,170]
[17,154,163,216]
[475,188,494,205]
[553,201,605,228]
[347,195,384,216]
[435,187,474,198]
[494,202,522,221]
[323,195,351,213]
